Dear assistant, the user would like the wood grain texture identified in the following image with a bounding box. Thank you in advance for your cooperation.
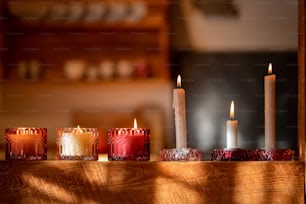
[0,161,303,204]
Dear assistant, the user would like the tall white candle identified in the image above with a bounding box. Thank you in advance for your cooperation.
[173,75,187,148]
[264,63,276,149]
[226,101,238,148]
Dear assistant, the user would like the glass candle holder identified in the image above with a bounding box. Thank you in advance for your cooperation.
[56,127,98,160]
[5,127,47,160]
[160,148,202,161]
[211,148,250,161]
[107,128,150,161]
[258,148,295,161]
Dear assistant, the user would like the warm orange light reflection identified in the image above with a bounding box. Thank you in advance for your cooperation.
[134,118,137,129]
[230,101,235,120]
[268,63,272,74]
[177,75,181,88]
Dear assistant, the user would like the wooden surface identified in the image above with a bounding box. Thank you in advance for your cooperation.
[0,161,303,204]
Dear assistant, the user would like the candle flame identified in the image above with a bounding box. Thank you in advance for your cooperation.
[74,125,81,134]
[134,118,137,129]
[177,75,181,88]
[230,101,234,120]
[268,63,272,74]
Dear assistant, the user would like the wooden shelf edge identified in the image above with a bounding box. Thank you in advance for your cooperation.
[0,161,303,203]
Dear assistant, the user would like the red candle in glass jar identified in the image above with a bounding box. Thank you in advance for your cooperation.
[108,118,150,161]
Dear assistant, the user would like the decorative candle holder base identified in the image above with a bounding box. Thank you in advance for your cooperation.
[160,148,202,161]
[211,148,256,161]
[258,148,295,161]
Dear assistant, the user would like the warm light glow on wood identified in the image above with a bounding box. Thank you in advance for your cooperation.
[134,118,137,129]
[177,75,181,88]
[230,101,234,120]
[268,63,272,74]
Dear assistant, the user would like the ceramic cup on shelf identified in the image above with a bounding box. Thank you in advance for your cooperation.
[134,59,151,78]
[66,1,85,21]
[86,65,98,81]
[83,2,106,22]
[125,1,147,22]
[17,61,28,80]
[99,60,115,80]
[47,2,68,21]
[63,59,86,81]
[29,60,42,80]
[106,1,127,22]
[116,60,134,79]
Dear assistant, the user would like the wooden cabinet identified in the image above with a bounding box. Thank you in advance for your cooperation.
[0,0,169,82]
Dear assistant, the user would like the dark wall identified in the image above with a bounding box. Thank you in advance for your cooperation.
[171,52,298,160]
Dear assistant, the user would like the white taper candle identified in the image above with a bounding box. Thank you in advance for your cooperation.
[173,75,187,148]
[264,63,276,149]
[227,100,238,148]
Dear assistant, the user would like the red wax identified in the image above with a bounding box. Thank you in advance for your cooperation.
[107,128,150,161]
[116,135,145,156]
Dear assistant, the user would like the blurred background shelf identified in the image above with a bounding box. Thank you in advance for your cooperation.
[0,0,170,82]
[8,19,165,32]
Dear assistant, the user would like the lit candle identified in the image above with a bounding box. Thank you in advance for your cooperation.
[56,126,98,160]
[226,101,238,149]
[264,63,276,149]
[173,75,187,149]
[5,128,47,160]
[107,118,150,161]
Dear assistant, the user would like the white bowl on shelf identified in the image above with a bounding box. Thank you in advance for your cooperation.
[63,59,86,81]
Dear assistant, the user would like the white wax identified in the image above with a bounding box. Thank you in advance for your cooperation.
[61,131,91,156]
[226,120,238,148]
[264,74,276,149]
[173,88,187,148]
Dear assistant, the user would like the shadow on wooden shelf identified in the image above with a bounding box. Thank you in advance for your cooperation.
[0,160,303,203]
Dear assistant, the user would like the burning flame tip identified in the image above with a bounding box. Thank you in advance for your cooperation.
[177,75,182,88]
[134,118,137,129]
[268,63,272,74]
[230,101,235,120]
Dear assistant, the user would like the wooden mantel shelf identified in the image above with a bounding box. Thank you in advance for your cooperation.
[0,161,303,203]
